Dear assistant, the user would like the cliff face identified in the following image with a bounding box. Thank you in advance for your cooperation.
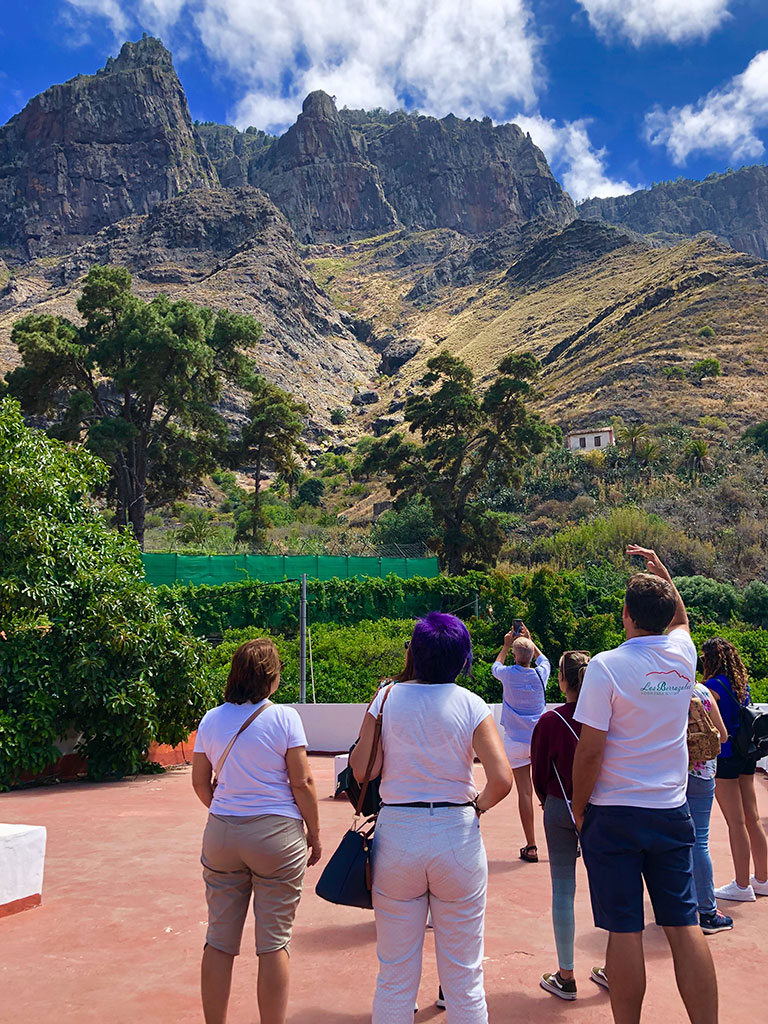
[201,92,575,242]
[579,166,768,259]
[0,37,217,255]
[361,113,575,234]
[0,187,376,421]
[248,92,399,243]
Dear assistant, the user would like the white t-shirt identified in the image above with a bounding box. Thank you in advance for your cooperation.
[368,682,491,805]
[574,627,697,809]
[194,700,307,818]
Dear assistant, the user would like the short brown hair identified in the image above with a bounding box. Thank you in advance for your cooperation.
[559,650,591,693]
[625,573,677,634]
[225,639,281,704]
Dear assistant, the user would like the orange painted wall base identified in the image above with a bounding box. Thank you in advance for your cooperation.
[0,893,41,919]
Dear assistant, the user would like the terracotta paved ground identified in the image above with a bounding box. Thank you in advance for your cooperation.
[1,758,766,1024]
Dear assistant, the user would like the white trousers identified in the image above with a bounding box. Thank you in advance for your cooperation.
[371,805,488,1024]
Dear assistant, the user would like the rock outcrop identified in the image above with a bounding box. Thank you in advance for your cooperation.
[0,37,217,255]
[579,166,768,259]
[247,92,398,243]
[201,92,575,243]
[0,187,376,421]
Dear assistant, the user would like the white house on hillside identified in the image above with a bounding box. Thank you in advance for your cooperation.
[566,426,615,452]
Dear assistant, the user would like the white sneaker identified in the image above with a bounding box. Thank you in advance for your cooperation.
[715,880,756,902]
[751,876,768,896]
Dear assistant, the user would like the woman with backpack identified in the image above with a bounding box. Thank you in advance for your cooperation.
[702,637,768,902]
[531,650,607,1001]
[686,678,731,932]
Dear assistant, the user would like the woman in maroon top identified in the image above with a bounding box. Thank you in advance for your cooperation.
[531,650,592,1001]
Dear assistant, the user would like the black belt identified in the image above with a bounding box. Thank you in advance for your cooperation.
[382,801,474,808]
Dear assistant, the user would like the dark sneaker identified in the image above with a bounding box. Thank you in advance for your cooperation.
[436,986,446,1010]
[540,971,577,1000]
[590,966,609,990]
[700,911,734,934]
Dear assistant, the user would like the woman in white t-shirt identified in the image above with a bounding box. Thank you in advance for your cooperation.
[350,612,513,1024]
[192,639,322,1024]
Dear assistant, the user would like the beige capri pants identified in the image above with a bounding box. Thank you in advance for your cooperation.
[201,813,307,956]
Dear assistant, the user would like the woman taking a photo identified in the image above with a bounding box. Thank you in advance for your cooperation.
[702,637,768,902]
[530,650,592,1000]
[351,612,512,1024]
[192,639,322,1024]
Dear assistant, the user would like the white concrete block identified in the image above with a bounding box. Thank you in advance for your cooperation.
[333,753,350,796]
[0,823,46,917]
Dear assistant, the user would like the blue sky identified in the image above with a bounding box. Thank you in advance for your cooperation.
[1,1,767,202]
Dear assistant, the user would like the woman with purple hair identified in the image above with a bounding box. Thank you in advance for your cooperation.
[350,612,513,1023]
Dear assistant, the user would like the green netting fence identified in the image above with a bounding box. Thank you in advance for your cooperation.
[141,553,440,587]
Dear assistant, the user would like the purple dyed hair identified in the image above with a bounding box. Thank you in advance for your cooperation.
[410,612,472,684]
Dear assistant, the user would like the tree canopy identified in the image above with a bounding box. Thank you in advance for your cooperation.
[0,398,214,788]
[358,351,559,572]
[6,265,261,547]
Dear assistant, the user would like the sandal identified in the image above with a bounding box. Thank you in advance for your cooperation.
[520,844,538,862]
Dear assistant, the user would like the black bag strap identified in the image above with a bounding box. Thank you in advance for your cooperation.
[355,684,393,816]
[534,662,547,695]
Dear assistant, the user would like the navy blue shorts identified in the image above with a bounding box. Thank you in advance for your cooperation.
[580,803,697,933]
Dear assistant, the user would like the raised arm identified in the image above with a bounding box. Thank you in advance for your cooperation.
[472,716,513,812]
[626,544,689,634]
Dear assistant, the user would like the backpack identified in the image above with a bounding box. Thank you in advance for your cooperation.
[721,685,768,763]
[687,695,721,764]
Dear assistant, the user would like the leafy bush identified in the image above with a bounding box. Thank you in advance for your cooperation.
[297,478,324,506]
[689,358,721,383]
[0,399,214,788]
[674,576,742,625]
[697,325,715,339]
[330,407,348,425]
[370,497,435,547]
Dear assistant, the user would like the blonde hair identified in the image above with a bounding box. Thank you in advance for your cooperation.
[513,636,535,666]
[558,650,591,694]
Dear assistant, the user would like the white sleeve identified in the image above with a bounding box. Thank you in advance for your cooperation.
[193,711,211,754]
[574,659,613,732]
[535,654,551,683]
[368,687,386,719]
[283,707,308,749]
[469,692,492,731]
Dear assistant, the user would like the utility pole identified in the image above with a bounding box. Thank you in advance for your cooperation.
[474,591,479,619]
[299,573,307,703]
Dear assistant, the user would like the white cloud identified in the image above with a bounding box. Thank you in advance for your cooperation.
[65,0,131,39]
[515,115,639,201]
[645,49,768,164]
[62,0,636,201]
[576,0,731,46]
[65,0,541,133]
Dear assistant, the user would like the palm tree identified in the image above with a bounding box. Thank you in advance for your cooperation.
[279,455,304,499]
[617,423,650,458]
[177,508,217,547]
[682,440,713,479]
[637,440,662,467]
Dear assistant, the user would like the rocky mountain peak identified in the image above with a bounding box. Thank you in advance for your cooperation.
[301,90,340,121]
[0,36,217,256]
[101,35,173,74]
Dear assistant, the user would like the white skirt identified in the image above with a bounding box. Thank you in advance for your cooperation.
[503,736,531,769]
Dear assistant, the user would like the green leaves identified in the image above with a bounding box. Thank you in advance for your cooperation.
[359,349,556,573]
[0,399,216,789]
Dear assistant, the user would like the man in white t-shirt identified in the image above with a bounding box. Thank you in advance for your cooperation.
[572,545,718,1024]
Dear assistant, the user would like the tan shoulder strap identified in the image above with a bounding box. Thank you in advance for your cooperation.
[215,701,273,780]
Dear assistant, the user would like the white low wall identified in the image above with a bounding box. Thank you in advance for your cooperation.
[0,824,46,917]
[289,702,503,753]
[290,700,768,771]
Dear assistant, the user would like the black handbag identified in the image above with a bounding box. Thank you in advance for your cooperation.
[336,739,381,817]
[316,685,392,909]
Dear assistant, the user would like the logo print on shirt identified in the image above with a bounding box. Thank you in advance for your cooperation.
[641,669,692,695]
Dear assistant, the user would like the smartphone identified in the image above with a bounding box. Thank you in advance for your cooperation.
[512,619,523,636]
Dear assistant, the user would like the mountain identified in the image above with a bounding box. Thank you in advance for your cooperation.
[200,93,576,242]
[0,37,217,256]
[579,166,768,259]
[303,219,768,432]
[0,188,375,422]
